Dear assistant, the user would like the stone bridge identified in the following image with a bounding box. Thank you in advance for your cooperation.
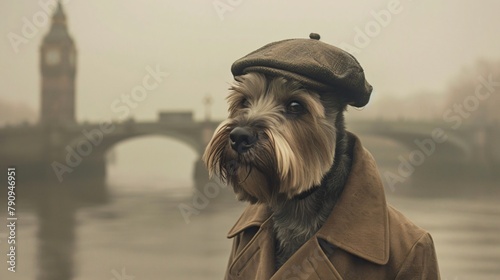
[0,116,498,193]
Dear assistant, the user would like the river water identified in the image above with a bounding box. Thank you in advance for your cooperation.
[0,177,499,280]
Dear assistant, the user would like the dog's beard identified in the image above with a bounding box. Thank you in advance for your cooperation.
[202,73,339,204]
[203,120,279,203]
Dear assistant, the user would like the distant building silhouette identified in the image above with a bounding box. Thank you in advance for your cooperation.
[40,2,76,124]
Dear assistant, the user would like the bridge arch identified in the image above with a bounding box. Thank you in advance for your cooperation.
[65,122,214,192]
[349,122,472,162]
[67,123,210,159]
[104,135,199,193]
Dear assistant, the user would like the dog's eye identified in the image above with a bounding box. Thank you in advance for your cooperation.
[286,101,305,114]
[241,98,250,108]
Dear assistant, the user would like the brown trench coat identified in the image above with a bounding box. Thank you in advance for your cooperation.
[224,134,440,280]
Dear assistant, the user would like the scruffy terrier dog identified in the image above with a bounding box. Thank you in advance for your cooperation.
[204,72,350,265]
[204,34,440,279]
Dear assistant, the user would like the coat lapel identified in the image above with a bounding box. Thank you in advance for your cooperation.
[227,204,275,279]
[316,141,390,265]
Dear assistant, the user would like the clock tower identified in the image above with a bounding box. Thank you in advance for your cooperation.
[40,1,77,124]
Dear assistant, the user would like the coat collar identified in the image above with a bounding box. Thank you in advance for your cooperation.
[227,132,390,265]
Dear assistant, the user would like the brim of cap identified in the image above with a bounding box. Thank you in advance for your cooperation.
[237,66,371,107]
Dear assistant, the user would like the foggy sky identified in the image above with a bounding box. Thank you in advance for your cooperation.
[1,0,500,123]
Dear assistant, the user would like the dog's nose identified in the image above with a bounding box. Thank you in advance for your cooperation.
[229,127,256,153]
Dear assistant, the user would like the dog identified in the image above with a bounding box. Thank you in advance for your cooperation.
[203,34,440,279]
[203,71,351,267]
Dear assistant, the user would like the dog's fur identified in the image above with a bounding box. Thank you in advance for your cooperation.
[203,72,354,268]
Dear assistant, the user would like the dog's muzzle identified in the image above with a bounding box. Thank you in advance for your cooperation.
[229,127,257,154]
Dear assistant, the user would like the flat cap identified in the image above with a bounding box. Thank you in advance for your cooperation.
[231,33,373,107]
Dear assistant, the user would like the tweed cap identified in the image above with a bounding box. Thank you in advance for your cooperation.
[231,33,373,107]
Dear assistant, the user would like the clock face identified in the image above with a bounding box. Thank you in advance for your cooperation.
[45,49,61,65]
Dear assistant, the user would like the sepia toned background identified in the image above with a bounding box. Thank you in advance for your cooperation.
[0,1,499,279]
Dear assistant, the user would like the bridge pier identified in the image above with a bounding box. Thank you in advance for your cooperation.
[68,157,110,205]
[193,158,209,192]
[193,157,233,203]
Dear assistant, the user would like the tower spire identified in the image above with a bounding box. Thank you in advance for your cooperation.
[52,1,66,25]
[43,1,72,45]
[40,0,77,124]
